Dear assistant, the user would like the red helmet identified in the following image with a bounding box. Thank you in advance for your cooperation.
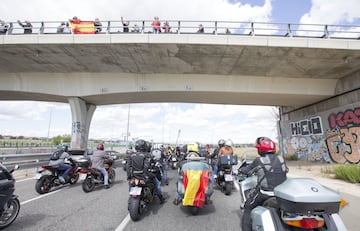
[255,137,276,155]
[97,143,104,150]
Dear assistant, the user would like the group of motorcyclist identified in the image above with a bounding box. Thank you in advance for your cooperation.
[49,135,287,230]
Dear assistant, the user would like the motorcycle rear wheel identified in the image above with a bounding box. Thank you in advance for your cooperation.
[129,197,141,221]
[108,168,116,185]
[190,206,199,215]
[224,182,232,195]
[0,198,20,229]
[35,175,52,194]
[82,177,96,193]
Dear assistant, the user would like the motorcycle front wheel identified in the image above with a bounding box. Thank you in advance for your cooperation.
[35,175,53,194]
[82,177,96,193]
[128,197,141,221]
[0,198,20,229]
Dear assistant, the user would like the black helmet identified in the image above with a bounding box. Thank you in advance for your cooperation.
[135,139,147,152]
[61,145,69,152]
[218,139,225,147]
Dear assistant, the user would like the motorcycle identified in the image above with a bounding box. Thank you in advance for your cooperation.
[176,153,214,215]
[35,158,79,194]
[168,152,180,170]
[216,155,238,195]
[237,160,348,231]
[79,157,116,193]
[128,158,162,221]
[0,164,20,229]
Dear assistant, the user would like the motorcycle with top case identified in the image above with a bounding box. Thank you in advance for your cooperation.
[237,160,348,231]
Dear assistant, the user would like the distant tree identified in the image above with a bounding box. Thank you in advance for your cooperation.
[52,134,71,145]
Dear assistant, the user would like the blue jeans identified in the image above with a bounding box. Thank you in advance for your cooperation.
[98,167,109,185]
[154,177,162,195]
[162,162,168,182]
[58,163,72,179]
[213,163,218,176]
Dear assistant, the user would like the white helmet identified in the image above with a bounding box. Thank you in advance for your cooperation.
[225,139,233,147]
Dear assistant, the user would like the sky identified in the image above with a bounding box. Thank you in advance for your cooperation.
[1,0,360,145]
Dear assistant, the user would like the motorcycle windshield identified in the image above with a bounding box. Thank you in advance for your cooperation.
[181,161,211,208]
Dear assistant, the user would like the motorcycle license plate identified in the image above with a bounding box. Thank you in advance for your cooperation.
[79,173,87,181]
[129,187,142,196]
[172,157,177,161]
[34,173,42,180]
[224,174,233,181]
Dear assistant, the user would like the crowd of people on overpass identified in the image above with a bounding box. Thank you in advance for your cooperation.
[0,17,232,35]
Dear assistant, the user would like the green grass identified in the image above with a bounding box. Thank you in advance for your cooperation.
[333,164,360,183]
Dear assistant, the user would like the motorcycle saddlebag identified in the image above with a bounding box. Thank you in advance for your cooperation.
[219,155,238,166]
[274,178,341,214]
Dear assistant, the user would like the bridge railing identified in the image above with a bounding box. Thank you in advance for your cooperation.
[1,20,360,39]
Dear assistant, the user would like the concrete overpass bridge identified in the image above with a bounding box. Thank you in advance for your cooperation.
[1,20,360,163]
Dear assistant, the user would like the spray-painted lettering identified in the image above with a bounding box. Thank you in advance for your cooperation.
[328,107,360,129]
[290,116,323,136]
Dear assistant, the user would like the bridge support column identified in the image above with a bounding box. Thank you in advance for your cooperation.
[68,97,96,150]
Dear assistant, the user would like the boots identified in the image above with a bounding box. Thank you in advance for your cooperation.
[158,194,165,204]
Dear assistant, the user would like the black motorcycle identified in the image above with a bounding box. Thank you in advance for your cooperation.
[0,164,20,229]
[79,157,116,193]
[128,158,162,221]
[216,155,238,195]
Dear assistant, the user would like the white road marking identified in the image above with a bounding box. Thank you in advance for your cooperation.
[20,187,67,205]
[115,214,130,231]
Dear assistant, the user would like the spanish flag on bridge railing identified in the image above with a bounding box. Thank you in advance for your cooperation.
[69,20,95,34]
[182,170,210,208]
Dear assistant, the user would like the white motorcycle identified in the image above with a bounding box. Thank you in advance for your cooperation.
[237,161,348,231]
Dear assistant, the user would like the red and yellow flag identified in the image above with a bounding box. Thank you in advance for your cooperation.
[182,170,210,208]
[70,20,95,34]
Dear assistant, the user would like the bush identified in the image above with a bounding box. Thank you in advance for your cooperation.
[284,154,298,161]
[333,164,360,183]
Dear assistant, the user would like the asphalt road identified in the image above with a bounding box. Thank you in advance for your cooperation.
[8,162,359,231]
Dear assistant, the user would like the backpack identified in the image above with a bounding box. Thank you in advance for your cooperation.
[50,150,64,161]
[129,152,146,175]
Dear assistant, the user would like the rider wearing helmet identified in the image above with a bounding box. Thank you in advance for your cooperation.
[91,143,111,189]
[239,137,288,231]
[218,139,234,156]
[210,139,225,177]
[127,139,165,204]
[49,145,73,183]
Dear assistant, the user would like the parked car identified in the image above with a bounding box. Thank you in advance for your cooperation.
[105,150,122,160]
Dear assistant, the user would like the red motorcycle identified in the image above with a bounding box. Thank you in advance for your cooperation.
[35,159,80,194]
[79,157,116,192]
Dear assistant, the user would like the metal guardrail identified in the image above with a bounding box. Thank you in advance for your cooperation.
[1,20,360,39]
[0,153,51,164]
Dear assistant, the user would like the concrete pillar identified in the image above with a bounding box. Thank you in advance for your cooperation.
[68,97,96,150]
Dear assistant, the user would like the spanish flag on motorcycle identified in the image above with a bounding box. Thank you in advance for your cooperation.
[182,169,210,208]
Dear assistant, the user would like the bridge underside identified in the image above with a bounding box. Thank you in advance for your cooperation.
[0,72,337,107]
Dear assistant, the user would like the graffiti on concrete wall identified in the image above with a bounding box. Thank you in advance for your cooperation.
[285,116,331,162]
[290,116,323,136]
[325,108,360,164]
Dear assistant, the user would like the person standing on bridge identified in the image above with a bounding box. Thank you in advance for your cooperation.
[151,16,161,34]
[121,16,130,33]
[17,20,32,34]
